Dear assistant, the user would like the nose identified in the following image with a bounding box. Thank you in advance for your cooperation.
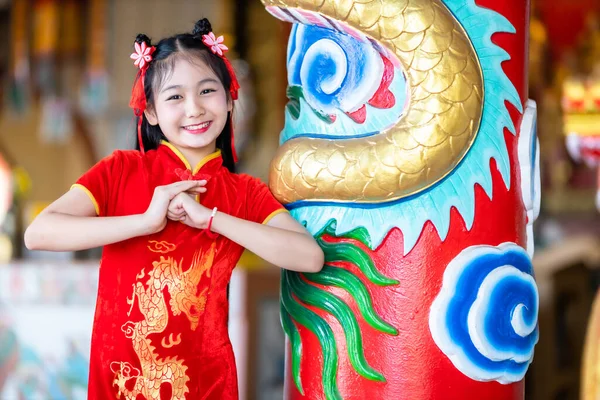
[185,96,205,118]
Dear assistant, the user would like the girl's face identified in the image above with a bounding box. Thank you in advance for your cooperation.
[146,56,232,155]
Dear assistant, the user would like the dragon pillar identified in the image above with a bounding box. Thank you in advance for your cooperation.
[265,1,540,398]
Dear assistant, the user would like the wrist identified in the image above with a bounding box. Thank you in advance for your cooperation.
[138,213,161,235]
[210,210,232,236]
[206,207,219,232]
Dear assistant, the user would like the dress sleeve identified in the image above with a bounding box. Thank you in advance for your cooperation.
[243,175,288,224]
[71,151,123,217]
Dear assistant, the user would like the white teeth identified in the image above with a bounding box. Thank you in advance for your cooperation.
[184,122,209,130]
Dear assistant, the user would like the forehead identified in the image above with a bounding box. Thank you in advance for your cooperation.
[160,55,220,87]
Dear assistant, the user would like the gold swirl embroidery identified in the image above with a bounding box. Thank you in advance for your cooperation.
[147,240,177,253]
[111,242,216,400]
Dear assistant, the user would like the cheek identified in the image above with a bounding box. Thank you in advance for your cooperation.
[211,96,230,119]
[157,104,181,124]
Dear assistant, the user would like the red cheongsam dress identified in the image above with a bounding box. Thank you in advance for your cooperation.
[73,141,287,400]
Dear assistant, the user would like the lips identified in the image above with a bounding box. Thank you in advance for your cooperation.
[182,121,212,134]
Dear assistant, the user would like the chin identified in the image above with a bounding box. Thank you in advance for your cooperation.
[181,135,218,149]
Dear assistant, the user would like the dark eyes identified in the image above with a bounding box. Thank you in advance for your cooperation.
[166,89,216,101]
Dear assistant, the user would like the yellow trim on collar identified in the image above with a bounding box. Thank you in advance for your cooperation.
[160,141,222,173]
[71,184,100,215]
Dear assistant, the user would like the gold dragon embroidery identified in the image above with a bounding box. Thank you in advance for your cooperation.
[111,241,216,400]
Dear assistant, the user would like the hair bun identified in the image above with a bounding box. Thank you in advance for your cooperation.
[135,33,152,46]
[192,18,212,37]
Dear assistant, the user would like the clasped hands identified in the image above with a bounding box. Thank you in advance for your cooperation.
[143,180,213,234]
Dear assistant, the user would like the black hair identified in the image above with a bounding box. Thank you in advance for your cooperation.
[133,18,236,172]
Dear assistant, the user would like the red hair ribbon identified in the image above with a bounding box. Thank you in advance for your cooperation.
[129,41,156,154]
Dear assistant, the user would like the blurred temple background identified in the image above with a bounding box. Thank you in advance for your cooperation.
[0,0,598,399]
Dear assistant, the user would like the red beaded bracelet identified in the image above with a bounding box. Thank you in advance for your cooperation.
[204,207,219,239]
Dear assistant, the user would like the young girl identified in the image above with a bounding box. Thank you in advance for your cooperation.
[24,18,324,400]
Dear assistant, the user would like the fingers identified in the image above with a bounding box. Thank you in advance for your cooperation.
[167,203,186,220]
[167,212,186,221]
[167,194,184,218]
[173,180,207,188]
[168,208,189,223]
[160,180,207,199]
[185,187,207,194]
[167,211,181,220]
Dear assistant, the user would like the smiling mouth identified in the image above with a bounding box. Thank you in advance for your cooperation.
[183,121,211,132]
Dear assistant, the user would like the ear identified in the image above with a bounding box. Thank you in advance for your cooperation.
[144,108,158,126]
[227,97,233,113]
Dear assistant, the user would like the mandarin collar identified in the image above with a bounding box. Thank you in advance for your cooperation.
[159,141,223,181]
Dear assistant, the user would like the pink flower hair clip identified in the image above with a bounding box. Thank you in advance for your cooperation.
[202,32,228,56]
[130,41,156,70]
[200,31,239,101]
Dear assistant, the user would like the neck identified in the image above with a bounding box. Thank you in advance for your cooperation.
[178,143,218,169]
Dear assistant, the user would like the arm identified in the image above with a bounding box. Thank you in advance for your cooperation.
[213,211,324,273]
[24,180,206,252]
[171,194,324,272]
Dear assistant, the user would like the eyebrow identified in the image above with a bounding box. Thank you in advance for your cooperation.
[161,78,220,93]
